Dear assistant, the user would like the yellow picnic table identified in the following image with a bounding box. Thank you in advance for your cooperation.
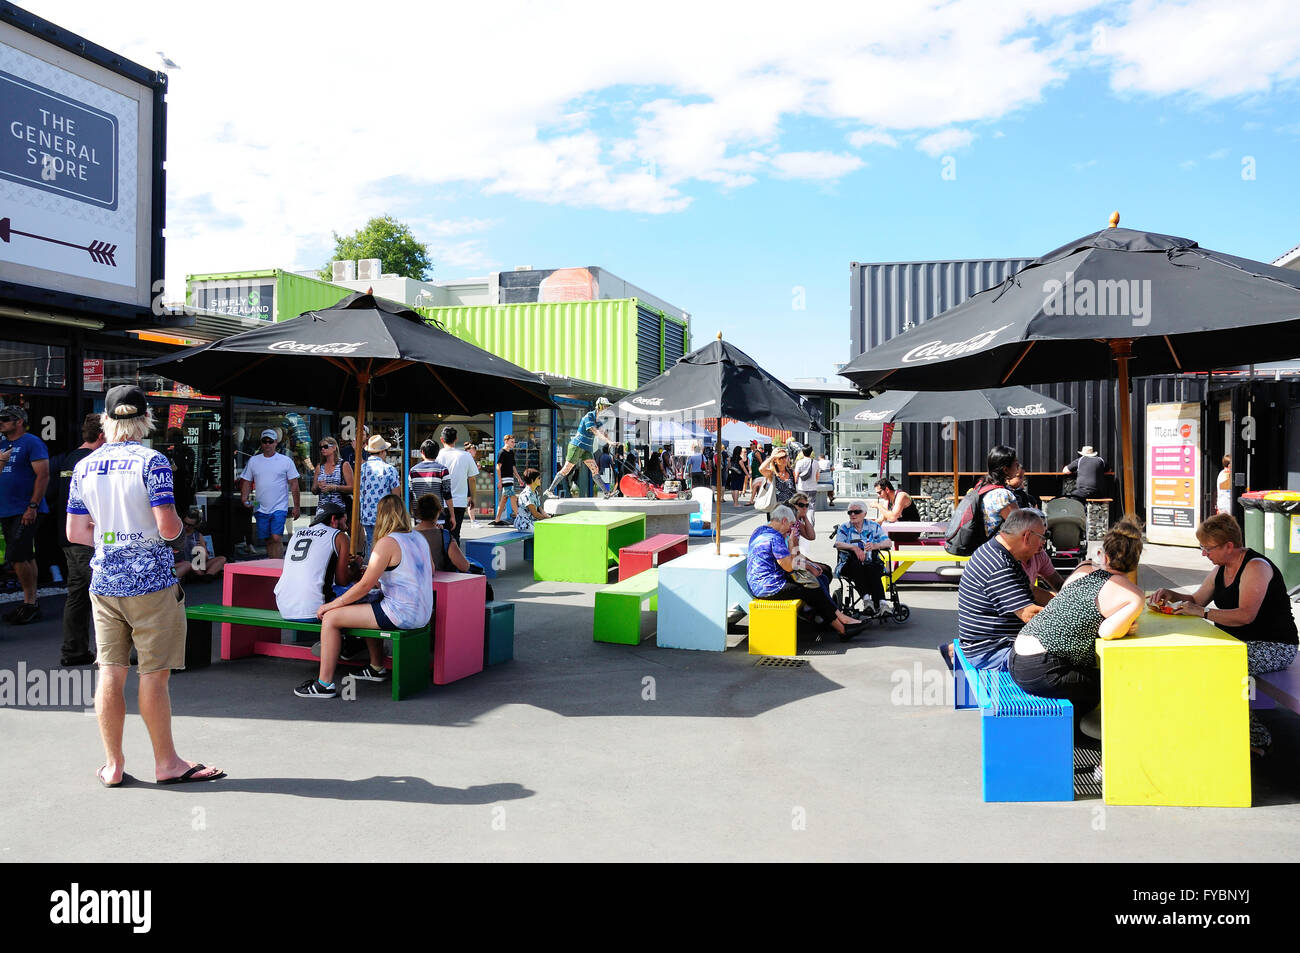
[883,546,970,588]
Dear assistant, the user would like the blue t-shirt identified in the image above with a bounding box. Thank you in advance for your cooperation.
[746,524,791,598]
[833,519,890,573]
[67,442,177,597]
[0,432,50,518]
[569,410,599,451]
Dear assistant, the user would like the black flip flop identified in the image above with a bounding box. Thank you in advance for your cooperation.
[97,766,133,788]
[157,763,226,785]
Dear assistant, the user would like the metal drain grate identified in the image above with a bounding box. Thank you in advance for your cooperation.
[754,657,808,668]
[802,649,836,656]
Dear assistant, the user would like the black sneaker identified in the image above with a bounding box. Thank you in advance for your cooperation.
[9,603,41,625]
[61,652,96,666]
[348,663,388,682]
[340,636,367,661]
[294,678,337,699]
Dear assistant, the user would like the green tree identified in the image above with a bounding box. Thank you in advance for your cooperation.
[319,215,433,281]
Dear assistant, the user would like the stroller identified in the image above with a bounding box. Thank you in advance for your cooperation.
[1044,497,1087,571]
[826,522,911,625]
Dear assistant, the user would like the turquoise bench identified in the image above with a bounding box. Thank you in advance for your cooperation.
[593,569,659,644]
[484,600,515,666]
[463,531,534,578]
[952,639,1074,802]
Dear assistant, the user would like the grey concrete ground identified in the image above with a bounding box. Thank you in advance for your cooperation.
[3,503,1299,862]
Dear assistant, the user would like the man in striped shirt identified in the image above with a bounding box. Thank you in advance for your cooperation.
[954,507,1047,670]
[409,439,455,531]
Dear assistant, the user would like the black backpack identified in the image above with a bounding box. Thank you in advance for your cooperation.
[944,484,999,556]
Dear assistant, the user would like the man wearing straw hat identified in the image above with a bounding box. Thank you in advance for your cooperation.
[1062,445,1107,505]
[358,433,401,552]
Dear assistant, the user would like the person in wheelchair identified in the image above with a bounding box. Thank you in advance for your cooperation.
[832,500,892,618]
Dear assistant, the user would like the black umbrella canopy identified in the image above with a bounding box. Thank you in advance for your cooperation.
[832,387,1075,425]
[839,226,1300,392]
[615,337,820,432]
[148,292,553,414]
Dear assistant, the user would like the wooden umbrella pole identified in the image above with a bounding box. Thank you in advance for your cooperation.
[716,417,724,555]
[1111,339,1137,516]
[952,426,960,506]
[352,365,370,554]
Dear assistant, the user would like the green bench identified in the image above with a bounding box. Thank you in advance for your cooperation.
[593,569,659,644]
[185,603,430,701]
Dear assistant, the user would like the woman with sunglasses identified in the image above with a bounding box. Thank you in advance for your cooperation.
[314,437,354,513]
[758,446,797,509]
[786,492,834,602]
[832,500,892,618]
[975,445,1021,537]
[1150,513,1298,755]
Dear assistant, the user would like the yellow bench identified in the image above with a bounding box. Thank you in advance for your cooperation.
[748,599,802,657]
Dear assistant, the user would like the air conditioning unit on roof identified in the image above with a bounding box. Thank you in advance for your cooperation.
[357,258,382,281]
[331,260,356,282]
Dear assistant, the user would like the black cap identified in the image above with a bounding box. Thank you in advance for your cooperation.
[104,385,149,420]
[312,501,347,525]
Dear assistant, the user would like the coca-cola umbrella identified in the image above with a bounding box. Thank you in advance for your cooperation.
[613,334,822,553]
[833,387,1075,504]
[146,291,553,547]
[838,216,1300,514]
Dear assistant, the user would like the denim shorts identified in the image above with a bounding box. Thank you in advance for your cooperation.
[500,481,517,498]
[254,509,288,540]
[372,600,396,630]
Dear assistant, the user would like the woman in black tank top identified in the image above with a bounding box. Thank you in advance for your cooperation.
[1149,514,1298,753]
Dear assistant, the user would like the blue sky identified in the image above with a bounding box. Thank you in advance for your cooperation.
[27,0,1300,378]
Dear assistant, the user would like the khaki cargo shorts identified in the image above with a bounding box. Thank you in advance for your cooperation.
[92,585,187,674]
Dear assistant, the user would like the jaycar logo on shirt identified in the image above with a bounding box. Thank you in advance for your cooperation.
[900,324,1013,364]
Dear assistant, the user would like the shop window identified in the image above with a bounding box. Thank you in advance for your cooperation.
[0,340,66,389]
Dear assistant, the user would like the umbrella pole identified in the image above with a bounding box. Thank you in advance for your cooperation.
[716,417,723,555]
[352,368,370,555]
[1112,340,1137,516]
[953,426,960,506]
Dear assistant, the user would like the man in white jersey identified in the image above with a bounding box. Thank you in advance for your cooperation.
[274,502,364,657]
[67,385,225,787]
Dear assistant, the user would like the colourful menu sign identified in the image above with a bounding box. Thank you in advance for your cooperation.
[1146,403,1201,546]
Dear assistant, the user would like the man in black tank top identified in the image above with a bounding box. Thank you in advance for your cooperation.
[875,478,920,544]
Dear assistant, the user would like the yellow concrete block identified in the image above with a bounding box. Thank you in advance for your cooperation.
[1096,614,1251,807]
[749,599,801,657]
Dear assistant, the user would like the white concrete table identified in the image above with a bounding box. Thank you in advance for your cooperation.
[657,549,753,652]
[544,497,700,538]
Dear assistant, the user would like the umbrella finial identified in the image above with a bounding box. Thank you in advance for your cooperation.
[1108,211,1120,228]
[717,331,723,340]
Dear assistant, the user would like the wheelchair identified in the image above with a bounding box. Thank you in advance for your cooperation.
[826,523,911,625]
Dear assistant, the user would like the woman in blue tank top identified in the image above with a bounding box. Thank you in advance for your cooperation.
[295,494,433,699]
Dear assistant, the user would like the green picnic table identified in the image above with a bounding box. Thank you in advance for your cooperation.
[533,511,647,583]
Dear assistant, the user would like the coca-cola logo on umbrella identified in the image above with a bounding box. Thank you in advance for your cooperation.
[853,409,891,421]
[267,341,368,354]
[900,324,1012,364]
[1006,403,1046,416]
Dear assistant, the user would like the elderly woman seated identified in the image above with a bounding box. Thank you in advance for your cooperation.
[1149,512,1299,754]
[1008,517,1146,735]
[747,504,866,640]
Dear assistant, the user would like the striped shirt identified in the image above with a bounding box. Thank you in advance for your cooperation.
[957,536,1033,665]
[409,459,453,509]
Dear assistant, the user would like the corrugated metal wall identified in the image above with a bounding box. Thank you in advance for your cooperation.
[664,315,687,365]
[850,258,1033,354]
[420,298,639,390]
[849,257,1206,509]
[275,270,351,321]
[633,302,691,385]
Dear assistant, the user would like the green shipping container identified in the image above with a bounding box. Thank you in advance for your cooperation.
[421,298,688,392]
[186,269,350,323]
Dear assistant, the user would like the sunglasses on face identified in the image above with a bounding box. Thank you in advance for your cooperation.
[0,416,15,423]
[261,438,276,444]
[847,509,864,515]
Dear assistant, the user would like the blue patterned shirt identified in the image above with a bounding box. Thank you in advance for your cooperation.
[569,410,600,451]
[359,457,400,525]
[746,524,791,598]
[67,442,177,597]
[833,519,891,573]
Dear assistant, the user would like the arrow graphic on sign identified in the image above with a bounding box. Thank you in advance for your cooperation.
[0,216,117,267]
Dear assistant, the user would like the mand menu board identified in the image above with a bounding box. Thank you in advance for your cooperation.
[1146,402,1201,546]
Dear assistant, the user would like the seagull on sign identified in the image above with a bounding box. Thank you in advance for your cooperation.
[156,51,181,69]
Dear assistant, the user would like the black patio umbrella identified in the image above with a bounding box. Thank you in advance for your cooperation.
[838,217,1300,514]
[614,335,821,552]
[147,291,553,546]
[833,386,1075,504]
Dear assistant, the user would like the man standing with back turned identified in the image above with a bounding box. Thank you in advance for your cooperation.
[67,385,224,787]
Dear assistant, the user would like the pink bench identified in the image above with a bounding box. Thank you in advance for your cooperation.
[618,533,688,581]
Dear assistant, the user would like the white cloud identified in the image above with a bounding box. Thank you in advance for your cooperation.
[1094,0,1300,98]
[1179,159,1198,169]
[769,151,864,180]
[1207,147,1229,159]
[848,130,899,148]
[19,0,1300,299]
[993,130,1006,138]
[1072,158,1098,171]
[916,128,976,156]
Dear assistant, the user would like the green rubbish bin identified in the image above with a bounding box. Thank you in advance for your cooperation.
[1257,493,1300,591]
[1240,495,1266,553]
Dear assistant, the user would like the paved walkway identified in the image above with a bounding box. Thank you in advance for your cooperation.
[2,504,1298,861]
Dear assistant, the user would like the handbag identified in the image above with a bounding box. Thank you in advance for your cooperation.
[789,567,821,589]
[754,478,776,513]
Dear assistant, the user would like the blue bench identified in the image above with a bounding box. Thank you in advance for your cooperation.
[952,640,1074,802]
[463,531,534,579]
